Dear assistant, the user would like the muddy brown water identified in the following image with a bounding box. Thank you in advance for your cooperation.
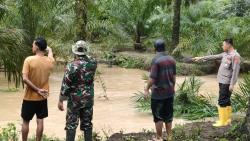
[0,64,236,139]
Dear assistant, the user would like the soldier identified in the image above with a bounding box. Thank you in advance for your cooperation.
[58,40,97,141]
[192,38,241,127]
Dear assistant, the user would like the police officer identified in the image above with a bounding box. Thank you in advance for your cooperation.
[193,38,241,127]
[58,40,97,141]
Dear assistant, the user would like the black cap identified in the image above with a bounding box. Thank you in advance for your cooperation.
[35,37,47,51]
[223,38,233,46]
[154,39,166,52]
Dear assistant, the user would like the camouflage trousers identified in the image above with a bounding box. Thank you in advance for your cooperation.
[65,106,93,131]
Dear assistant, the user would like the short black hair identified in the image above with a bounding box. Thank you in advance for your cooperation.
[34,37,47,51]
[154,39,166,52]
[223,38,233,46]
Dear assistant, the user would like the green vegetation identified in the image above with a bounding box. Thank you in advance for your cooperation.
[232,73,250,112]
[1,0,250,86]
[0,123,18,141]
[132,76,217,120]
[132,91,151,112]
[1,0,250,139]
[0,123,104,141]
[174,76,217,120]
[0,88,19,92]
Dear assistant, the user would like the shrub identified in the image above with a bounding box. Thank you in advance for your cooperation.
[232,73,250,112]
[0,123,18,141]
[174,76,217,120]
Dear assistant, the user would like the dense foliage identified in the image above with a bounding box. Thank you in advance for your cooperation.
[232,73,250,112]
[0,0,250,84]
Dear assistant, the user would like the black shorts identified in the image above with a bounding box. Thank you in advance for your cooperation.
[151,97,174,123]
[21,99,48,121]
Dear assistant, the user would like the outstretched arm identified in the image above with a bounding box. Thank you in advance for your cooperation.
[193,53,224,62]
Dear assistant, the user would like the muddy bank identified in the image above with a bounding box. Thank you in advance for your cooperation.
[108,121,233,141]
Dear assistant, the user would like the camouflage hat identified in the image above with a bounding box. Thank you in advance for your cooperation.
[72,40,89,55]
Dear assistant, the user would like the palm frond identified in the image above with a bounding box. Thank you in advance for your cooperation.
[232,73,250,112]
[0,28,30,87]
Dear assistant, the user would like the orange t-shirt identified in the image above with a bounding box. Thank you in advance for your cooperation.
[22,55,55,101]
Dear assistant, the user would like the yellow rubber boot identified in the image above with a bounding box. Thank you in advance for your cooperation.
[213,107,227,127]
[213,107,222,124]
[226,106,232,125]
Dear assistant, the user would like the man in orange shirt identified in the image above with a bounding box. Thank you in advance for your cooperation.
[21,37,55,141]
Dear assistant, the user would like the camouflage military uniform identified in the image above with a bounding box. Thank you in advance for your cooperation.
[60,55,97,131]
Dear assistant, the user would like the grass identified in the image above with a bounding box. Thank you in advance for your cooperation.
[0,121,247,141]
[0,88,19,93]
[0,123,108,141]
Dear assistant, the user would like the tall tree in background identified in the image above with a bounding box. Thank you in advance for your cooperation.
[172,0,182,51]
[106,0,165,51]
[0,0,29,87]
[18,0,38,45]
[75,0,88,40]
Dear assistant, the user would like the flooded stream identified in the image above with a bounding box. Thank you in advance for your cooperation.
[0,64,226,139]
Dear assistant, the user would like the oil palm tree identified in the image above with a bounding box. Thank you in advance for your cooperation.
[0,0,29,87]
[0,0,75,86]
[75,0,88,40]
[105,0,166,51]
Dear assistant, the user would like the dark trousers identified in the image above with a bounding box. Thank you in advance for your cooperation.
[218,83,232,107]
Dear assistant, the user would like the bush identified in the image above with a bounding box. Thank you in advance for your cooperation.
[0,123,18,141]
[114,55,148,70]
[232,73,250,112]
[174,76,217,120]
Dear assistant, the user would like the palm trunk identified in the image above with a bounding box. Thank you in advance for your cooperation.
[134,22,143,51]
[19,0,37,45]
[171,0,182,51]
[75,0,88,41]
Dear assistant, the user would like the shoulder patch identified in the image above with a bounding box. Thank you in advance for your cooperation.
[234,56,241,64]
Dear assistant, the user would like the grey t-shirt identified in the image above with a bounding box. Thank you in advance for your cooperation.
[201,50,241,85]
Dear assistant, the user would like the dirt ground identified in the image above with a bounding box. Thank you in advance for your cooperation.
[0,64,237,139]
[108,121,233,141]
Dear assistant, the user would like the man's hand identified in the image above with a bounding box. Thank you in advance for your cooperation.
[192,57,203,62]
[46,46,54,59]
[144,88,150,99]
[46,46,52,52]
[58,101,64,111]
[37,89,49,99]
[229,85,234,92]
